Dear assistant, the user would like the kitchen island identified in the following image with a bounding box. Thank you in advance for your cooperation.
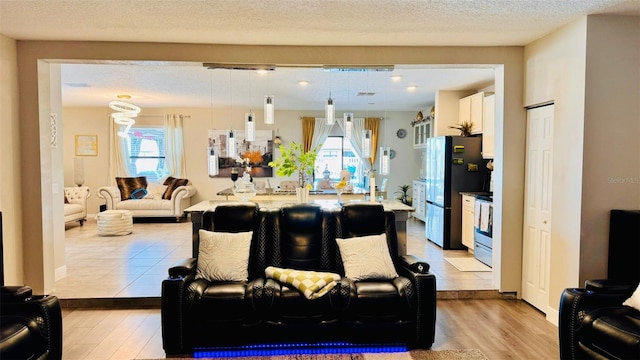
[215,187,386,201]
[184,199,414,255]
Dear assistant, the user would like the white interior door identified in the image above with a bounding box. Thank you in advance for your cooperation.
[522,104,554,313]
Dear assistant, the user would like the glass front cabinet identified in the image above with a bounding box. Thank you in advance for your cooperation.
[412,121,431,149]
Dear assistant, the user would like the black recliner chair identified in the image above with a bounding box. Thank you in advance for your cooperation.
[0,285,63,360]
[559,210,640,359]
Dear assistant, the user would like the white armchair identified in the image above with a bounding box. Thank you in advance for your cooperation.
[97,184,197,221]
[64,186,91,226]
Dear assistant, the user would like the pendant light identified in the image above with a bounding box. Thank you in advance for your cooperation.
[227,129,236,158]
[379,73,390,175]
[362,72,372,158]
[362,129,372,158]
[245,72,255,141]
[208,147,219,176]
[264,95,274,124]
[227,70,237,158]
[326,95,335,125]
[326,72,335,125]
[343,72,352,139]
[245,112,256,141]
[208,71,219,176]
[344,112,353,139]
[380,146,390,175]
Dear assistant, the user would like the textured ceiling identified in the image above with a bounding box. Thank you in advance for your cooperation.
[2,0,638,110]
[2,0,639,46]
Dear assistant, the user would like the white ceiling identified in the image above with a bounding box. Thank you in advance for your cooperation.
[59,63,496,111]
[2,0,639,111]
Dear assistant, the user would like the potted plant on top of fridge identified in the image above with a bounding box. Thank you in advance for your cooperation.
[449,121,474,136]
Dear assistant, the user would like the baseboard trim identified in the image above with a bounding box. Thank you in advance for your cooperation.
[437,290,515,300]
[54,265,67,281]
[546,306,559,326]
[60,297,161,309]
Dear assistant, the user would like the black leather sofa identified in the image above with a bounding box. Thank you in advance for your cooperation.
[558,210,640,359]
[161,202,436,356]
[559,280,639,359]
[0,286,63,360]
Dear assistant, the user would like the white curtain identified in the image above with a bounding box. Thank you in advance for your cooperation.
[164,114,187,178]
[337,117,371,173]
[311,118,334,151]
[108,114,130,184]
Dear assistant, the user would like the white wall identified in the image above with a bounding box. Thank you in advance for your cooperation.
[47,64,67,282]
[0,35,23,285]
[62,107,419,212]
[524,17,587,320]
[523,15,640,320]
[580,15,640,280]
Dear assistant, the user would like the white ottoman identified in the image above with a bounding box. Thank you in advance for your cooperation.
[96,210,133,236]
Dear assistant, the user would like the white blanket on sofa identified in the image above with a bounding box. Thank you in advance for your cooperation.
[265,266,341,300]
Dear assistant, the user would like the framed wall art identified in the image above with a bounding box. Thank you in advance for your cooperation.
[75,134,98,156]
[208,129,273,178]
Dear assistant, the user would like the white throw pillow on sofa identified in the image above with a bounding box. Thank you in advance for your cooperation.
[336,233,398,281]
[623,283,640,311]
[196,230,253,282]
[144,183,168,200]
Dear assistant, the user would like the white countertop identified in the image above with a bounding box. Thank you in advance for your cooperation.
[185,199,415,213]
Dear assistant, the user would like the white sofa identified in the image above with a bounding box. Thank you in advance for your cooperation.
[97,183,196,221]
[64,186,91,226]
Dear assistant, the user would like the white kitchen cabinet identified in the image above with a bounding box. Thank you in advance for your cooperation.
[482,94,495,159]
[461,194,475,250]
[412,180,426,221]
[458,92,484,134]
[412,122,431,149]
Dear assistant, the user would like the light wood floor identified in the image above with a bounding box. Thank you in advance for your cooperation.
[61,299,559,359]
[55,215,495,299]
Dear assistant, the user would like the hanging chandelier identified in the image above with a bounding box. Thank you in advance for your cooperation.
[109,100,140,138]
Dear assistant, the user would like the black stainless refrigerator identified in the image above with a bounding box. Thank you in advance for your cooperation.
[424,136,486,249]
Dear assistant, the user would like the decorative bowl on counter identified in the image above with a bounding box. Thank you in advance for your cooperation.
[233,174,257,202]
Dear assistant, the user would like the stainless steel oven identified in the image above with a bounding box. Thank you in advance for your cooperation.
[474,198,492,267]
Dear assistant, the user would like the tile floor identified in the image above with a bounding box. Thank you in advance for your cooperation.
[53,215,496,299]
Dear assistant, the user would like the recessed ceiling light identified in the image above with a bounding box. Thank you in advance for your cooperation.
[407,85,417,92]
[390,75,403,82]
[298,80,309,86]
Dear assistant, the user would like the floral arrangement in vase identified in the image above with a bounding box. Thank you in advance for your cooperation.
[268,141,319,189]
[242,150,264,165]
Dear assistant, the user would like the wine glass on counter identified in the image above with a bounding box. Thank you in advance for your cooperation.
[333,179,347,205]
[230,167,239,188]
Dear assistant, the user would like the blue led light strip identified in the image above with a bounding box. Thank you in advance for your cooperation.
[193,342,407,358]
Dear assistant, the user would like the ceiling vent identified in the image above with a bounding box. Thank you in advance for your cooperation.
[323,65,394,72]
[356,92,376,97]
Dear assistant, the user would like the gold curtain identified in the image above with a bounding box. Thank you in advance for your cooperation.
[302,117,315,152]
[365,117,380,166]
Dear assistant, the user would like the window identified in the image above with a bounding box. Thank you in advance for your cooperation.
[126,127,166,182]
[314,136,365,188]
